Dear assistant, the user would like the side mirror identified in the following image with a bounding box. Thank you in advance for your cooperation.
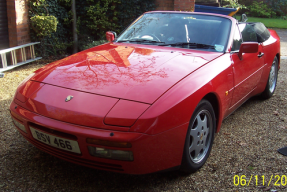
[106,31,117,42]
[238,42,258,60]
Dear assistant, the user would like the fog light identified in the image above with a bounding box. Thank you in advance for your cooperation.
[12,118,26,133]
[88,146,133,161]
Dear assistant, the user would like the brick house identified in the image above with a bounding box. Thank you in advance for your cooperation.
[0,0,30,50]
[156,0,195,11]
[155,0,219,11]
[0,0,32,71]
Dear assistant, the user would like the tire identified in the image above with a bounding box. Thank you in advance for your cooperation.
[260,57,278,99]
[180,99,216,173]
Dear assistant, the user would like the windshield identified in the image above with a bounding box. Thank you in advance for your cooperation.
[117,13,231,52]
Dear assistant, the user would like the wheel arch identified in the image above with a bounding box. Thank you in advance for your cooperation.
[276,53,280,69]
[202,93,220,133]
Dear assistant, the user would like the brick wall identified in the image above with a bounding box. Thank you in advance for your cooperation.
[174,0,195,11]
[6,0,31,62]
[155,0,174,11]
[7,0,30,47]
[155,0,195,11]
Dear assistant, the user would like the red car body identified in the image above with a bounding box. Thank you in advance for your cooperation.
[10,12,280,174]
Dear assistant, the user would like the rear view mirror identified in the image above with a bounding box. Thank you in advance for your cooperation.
[238,42,258,60]
[106,31,117,42]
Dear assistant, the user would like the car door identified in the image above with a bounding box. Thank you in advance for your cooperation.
[230,23,265,108]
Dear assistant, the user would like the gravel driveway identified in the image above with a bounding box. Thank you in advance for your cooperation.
[1,30,287,191]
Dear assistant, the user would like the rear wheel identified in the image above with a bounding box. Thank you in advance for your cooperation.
[180,100,216,173]
[260,57,278,99]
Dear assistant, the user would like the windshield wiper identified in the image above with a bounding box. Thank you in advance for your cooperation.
[159,42,215,49]
[117,39,165,44]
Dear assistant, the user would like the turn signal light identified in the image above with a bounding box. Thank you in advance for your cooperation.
[86,138,132,148]
[12,117,27,133]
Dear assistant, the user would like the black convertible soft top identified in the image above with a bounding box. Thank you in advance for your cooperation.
[248,22,271,43]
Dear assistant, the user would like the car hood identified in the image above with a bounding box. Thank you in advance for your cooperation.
[31,43,222,104]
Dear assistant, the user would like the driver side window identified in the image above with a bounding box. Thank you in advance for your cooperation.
[231,25,243,51]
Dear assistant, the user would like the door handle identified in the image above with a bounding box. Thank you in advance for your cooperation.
[258,52,264,58]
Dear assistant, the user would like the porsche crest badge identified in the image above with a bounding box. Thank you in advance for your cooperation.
[65,95,74,102]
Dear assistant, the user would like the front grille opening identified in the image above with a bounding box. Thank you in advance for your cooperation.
[29,122,77,140]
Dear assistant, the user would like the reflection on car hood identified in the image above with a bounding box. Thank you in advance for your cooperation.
[31,43,223,104]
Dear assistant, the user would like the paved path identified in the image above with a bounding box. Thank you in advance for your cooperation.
[275,29,287,57]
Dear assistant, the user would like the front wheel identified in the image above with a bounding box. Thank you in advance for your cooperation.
[260,57,278,99]
[180,100,216,173]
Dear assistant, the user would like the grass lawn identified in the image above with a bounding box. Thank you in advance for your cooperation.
[235,16,287,29]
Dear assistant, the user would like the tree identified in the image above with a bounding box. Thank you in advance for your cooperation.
[72,0,78,53]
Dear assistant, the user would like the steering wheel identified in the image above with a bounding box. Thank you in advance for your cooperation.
[140,33,161,42]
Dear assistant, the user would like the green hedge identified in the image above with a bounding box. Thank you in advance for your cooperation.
[238,0,287,18]
[246,1,275,18]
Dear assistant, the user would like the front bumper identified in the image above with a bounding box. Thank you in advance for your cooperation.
[10,101,188,174]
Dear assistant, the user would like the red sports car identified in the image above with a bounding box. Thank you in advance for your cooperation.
[10,11,280,174]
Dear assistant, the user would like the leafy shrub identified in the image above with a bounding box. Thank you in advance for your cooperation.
[29,0,72,56]
[247,1,275,18]
[266,0,287,17]
[239,0,287,17]
[82,0,120,39]
[82,40,107,50]
[76,0,156,41]
[30,15,58,37]
[29,0,156,57]
[223,0,246,9]
[117,0,156,32]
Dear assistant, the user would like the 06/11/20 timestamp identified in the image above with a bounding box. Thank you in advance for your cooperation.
[234,175,287,186]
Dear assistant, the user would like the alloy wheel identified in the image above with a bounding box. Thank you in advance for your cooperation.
[189,109,212,163]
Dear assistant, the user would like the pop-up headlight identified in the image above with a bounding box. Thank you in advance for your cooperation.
[104,100,150,127]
